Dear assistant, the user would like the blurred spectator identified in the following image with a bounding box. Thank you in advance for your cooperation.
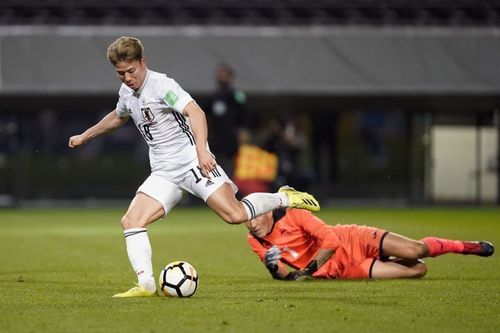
[263,115,312,191]
[206,63,250,177]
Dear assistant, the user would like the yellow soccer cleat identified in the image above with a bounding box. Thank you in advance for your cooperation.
[279,185,320,212]
[112,284,156,298]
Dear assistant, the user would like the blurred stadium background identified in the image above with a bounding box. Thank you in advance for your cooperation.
[0,0,499,207]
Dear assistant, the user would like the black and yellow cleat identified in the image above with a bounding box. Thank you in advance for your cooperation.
[279,185,320,212]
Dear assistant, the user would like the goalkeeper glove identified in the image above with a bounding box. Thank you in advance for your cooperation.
[264,245,282,279]
[264,245,282,266]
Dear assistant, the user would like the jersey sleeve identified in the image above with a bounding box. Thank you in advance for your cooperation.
[115,87,131,117]
[159,76,194,113]
[291,209,341,250]
[247,234,267,260]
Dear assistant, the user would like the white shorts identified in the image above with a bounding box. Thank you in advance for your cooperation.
[137,160,237,215]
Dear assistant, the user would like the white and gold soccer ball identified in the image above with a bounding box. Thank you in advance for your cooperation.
[158,261,198,297]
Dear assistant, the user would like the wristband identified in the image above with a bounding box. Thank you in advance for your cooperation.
[285,260,319,281]
[266,263,280,279]
[303,260,318,275]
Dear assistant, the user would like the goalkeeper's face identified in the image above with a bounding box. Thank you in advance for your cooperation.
[245,211,274,238]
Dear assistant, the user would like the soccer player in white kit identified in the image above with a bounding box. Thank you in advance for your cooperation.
[68,36,320,297]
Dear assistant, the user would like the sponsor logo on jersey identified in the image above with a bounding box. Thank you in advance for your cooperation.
[164,90,179,106]
[141,107,155,122]
[205,179,214,187]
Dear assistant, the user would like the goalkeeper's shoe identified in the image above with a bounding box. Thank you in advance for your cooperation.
[461,241,494,257]
[279,186,320,212]
[112,284,156,298]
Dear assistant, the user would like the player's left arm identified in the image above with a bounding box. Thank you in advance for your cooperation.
[262,245,333,281]
[182,101,216,178]
[285,210,338,281]
[285,248,334,281]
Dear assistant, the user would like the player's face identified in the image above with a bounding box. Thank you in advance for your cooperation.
[245,211,274,238]
[114,58,147,91]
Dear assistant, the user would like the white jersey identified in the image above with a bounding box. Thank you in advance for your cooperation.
[115,70,199,175]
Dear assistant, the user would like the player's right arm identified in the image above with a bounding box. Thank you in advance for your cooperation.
[68,110,128,148]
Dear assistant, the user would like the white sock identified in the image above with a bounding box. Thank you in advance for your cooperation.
[241,192,289,220]
[124,228,156,293]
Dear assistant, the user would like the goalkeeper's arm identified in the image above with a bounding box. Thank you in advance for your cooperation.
[284,248,335,281]
[266,261,292,280]
[263,245,289,279]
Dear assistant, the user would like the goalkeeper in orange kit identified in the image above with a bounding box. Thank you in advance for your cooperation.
[246,208,494,280]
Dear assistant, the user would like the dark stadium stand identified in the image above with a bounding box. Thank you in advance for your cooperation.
[0,0,499,26]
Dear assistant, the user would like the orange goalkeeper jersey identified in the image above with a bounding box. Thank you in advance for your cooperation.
[247,208,386,279]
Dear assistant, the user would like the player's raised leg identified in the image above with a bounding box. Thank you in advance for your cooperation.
[113,192,165,298]
[206,183,319,223]
[206,183,251,223]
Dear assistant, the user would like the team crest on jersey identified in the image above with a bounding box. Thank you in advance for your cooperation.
[141,107,155,123]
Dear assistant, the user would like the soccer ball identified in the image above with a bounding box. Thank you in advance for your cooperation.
[158,261,198,297]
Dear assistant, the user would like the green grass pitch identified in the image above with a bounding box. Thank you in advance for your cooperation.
[0,207,499,333]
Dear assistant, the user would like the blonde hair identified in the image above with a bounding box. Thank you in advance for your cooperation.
[106,36,145,66]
